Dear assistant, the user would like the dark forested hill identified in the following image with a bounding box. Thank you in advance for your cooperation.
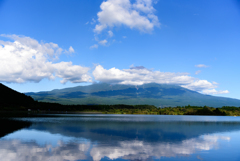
[25,83,240,107]
[0,83,35,109]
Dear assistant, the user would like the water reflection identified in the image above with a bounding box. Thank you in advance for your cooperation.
[1,115,240,161]
[90,135,230,161]
[0,139,90,161]
[0,132,231,161]
[0,118,31,138]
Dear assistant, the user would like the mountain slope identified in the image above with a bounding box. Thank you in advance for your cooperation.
[0,83,35,109]
[25,83,240,107]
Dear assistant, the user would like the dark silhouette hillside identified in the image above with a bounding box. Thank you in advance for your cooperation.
[0,83,35,110]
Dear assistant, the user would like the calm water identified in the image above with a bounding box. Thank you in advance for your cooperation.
[1,114,240,161]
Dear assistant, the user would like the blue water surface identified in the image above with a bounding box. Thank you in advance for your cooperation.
[1,114,240,161]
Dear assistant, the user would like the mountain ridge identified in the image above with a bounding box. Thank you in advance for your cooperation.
[25,83,240,107]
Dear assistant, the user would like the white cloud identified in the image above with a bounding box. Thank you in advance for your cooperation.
[133,0,156,13]
[195,70,201,75]
[0,34,91,84]
[94,0,160,34]
[68,46,75,53]
[53,62,92,84]
[202,89,230,95]
[90,44,98,49]
[181,80,217,91]
[123,36,127,39]
[195,64,209,68]
[108,30,114,37]
[92,65,228,94]
[0,34,62,59]
[93,65,194,85]
[98,39,108,45]
[64,46,75,54]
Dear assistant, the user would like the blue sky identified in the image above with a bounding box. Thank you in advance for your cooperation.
[0,0,240,99]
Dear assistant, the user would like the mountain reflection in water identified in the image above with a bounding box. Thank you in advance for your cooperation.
[1,115,240,161]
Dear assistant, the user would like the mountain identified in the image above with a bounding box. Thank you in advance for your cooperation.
[25,83,240,107]
[0,83,35,109]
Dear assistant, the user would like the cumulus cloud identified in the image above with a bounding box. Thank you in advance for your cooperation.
[64,46,75,54]
[53,62,92,84]
[92,65,228,94]
[68,46,75,53]
[93,65,194,85]
[202,89,230,95]
[181,80,217,91]
[90,0,159,48]
[195,64,209,68]
[94,0,160,33]
[0,34,91,83]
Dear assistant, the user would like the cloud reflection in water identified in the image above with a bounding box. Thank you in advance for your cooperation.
[2,115,239,161]
[0,139,90,161]
[90,135,230,161]
[0,132,230,161]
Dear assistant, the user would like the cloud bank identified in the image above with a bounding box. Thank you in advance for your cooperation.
[93,65,228,94]
[0,34,91,84]
[0,34,228,95]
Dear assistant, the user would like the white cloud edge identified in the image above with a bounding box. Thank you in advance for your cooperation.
[0,34,91,84]
[92,65,229,95]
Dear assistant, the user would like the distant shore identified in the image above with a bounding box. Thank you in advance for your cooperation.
[1,105,240,117]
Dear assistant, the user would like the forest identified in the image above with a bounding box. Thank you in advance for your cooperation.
[1,102,240,116]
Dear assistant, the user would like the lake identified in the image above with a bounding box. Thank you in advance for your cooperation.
[1,114,240,161]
